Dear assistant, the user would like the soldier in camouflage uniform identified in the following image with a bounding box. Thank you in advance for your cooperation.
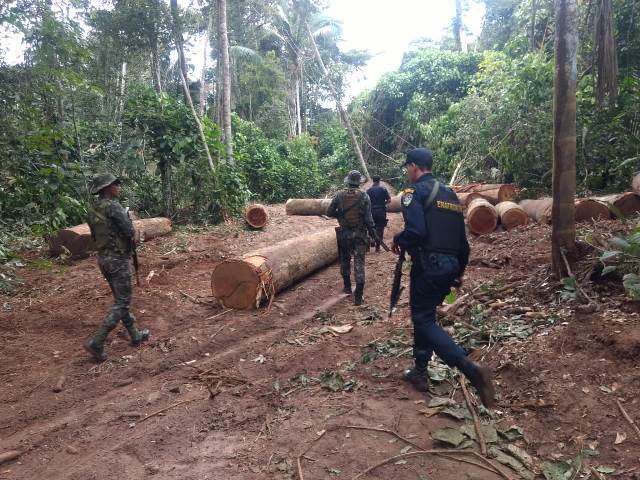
[327,170,376,306]
[84,173,150,362]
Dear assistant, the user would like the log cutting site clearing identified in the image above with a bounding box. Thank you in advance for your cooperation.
[2,198,640,480]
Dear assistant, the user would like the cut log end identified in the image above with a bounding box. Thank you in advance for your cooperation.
[467,198,498,235]
[244,204,268,229]
[575,199,610,222]
[496,201,528,229]
[211,258,262,310]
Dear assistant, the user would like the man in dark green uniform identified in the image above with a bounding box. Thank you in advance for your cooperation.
[84,173,150,362]
[327,170,376,306]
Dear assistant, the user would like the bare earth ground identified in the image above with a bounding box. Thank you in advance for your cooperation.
[1,205,639,479]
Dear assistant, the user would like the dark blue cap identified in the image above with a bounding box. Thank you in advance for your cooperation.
[403,148,433,168]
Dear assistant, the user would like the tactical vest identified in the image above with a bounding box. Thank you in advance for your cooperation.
[87,199,131,257]
[340,189,365,229]
[423,181,465,256]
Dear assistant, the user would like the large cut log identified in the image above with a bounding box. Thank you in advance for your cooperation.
[387,194,402,213]
[457,192,483,208]
[633,174,640,196]
[496,201,528,229]
[211,228,338,309]
[575,198,610,222]
[466,197,498,235]
[520,198,552,224]
[285,198,332,216]
[520,197,609,223]
[453,183,517,204]
[592,192,640,218]
[244,204,269,229]
[49,217,172,257]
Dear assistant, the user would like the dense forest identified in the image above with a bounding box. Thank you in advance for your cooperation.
[1,0,639,249]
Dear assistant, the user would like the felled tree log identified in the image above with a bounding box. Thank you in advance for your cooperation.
[244,204,269,229]
[520,197,609,223]
[211,228,338,309]
[285,198,332,216]
[387,194,402,213]
[520,198,552,224]
[575,198,610,222]
[49,217,172,257]
[495,201,528,229]
[453,183,517,204]
[466,197,498,235]
[592,192,640,218]
[457,192,483,208]
[633,174,640,196]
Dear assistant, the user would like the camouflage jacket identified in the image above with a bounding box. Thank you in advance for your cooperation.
[327,188,375,235]
[87,198,135,257]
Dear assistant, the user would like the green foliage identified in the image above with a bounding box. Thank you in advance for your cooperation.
[589,227,640,300]
[233,114,328,202]
[422,51,554,186]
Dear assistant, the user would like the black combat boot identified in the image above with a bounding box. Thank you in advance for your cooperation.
[403,349,429,392]
[84,338,108,362]
[354,283,364,305]
[131,328,151,347]
[342,276,352,294]
[460,358,496,408]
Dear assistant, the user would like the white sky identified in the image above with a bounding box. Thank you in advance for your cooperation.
[0,0,485,98]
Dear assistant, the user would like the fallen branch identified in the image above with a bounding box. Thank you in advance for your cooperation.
[139,396,205,422]
[560,248,595,305]
[206,309,233,321]
[460,378,487,457]
[295,424,513,480]
[616,399,640,440]
[178,289,199,304]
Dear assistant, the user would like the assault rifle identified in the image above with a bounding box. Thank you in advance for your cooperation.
[388,248,406,318]
[126,208,141,286]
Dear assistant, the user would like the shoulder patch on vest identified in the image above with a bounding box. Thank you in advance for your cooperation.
[404,187,415,194]
[402,193,413,207]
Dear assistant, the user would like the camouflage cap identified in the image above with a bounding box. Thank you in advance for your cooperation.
[90,173,120,195]
[344,170,365,186]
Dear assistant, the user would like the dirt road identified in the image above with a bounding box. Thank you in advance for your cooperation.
[1,206,639,479]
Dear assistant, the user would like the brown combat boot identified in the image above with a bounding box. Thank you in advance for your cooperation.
[462,359,496,408]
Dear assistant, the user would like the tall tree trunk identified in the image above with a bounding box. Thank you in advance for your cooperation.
[170,0,217,174]
[551,0,578,275]
[595,0,618,108]
[530,0,538,51]
[159,159,173,218]
[151,44,163,94]
[200,6,213,116]
[306,23,369,178]
[295,65,302,136]
[454,0,463,51]
[218,0,234,165]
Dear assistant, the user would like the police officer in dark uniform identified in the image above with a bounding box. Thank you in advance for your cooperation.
[84,173,150,362]
[366,175,391,252]
[392,148,495,407]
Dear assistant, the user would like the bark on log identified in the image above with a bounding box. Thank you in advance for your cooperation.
[457,192,484,208]
[520,198,552,224]
[467,198,498,235]
[244,204,269,229]
[49,217,172,257]
[210,228,338,309]
[496,201,529,229]
[285,198,332,216]
[520,197,609,223]
[633,174,640,196]
[453,183,517,204]
[593,192,640,218]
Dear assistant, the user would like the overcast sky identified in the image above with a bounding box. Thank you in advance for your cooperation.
[0,0,485,97]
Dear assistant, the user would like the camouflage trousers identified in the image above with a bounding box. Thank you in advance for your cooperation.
[93,255,142,346]
[339,237,368,284]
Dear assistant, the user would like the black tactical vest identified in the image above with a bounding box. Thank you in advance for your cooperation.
[423,181,465,255]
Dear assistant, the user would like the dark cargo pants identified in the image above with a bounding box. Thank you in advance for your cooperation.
[371,207,387,248]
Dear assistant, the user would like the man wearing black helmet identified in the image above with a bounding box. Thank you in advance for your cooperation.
[366,175,391,252]
[392,149,496,408]
[84,173,150,362]
[328,170,375,305]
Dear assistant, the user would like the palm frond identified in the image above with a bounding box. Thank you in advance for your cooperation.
[229,45,263,63]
